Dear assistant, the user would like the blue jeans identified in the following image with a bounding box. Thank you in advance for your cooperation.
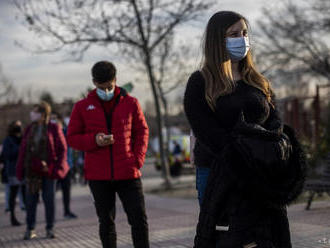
[26,178,56,230]
[196,167,210,206]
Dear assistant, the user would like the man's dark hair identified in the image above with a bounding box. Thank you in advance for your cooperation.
[91,61,116,84]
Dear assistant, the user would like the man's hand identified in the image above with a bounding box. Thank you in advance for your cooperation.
[96,133,115,147]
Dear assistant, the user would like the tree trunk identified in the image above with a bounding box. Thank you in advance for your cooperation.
[159,88,171,165]
[144,55,172,188]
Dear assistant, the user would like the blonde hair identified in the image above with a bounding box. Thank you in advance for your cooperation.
[201,11,273,111]
[34,101,52,123]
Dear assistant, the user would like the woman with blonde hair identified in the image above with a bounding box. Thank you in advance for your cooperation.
[184,11,306,247]
[16,101,69,240]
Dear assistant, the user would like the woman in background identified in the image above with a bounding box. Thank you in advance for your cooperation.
[16,101,69,240]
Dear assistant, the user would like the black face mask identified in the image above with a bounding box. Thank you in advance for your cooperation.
[12,126,22,134]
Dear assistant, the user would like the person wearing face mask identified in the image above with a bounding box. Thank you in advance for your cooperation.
[16,101,69,240]
[67,61,149,248]
[1,120,26,226]
[184,11,306,247]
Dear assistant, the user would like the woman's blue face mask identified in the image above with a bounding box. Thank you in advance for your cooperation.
[226,36,250,61]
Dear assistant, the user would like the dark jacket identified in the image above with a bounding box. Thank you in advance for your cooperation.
[16,122,69,180]
[1,135,21,179]
[67,87,149,180]
[183,71,282,168]
[183,71,306,247]
[0,150,7,184]
[193,116,306,248]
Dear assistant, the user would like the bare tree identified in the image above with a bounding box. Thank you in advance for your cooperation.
[153,33,194,161]
[14,0,213,188]
[21,86,35,104]
[0,64,16,102]
[257,0,330,83]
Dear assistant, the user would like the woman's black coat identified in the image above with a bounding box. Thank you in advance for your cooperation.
[193,124,306,248]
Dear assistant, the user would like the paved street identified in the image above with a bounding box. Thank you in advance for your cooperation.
[1,179,330,248]
[1,158,330,248]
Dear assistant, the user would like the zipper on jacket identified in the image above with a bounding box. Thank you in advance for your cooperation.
[103,92,123,180]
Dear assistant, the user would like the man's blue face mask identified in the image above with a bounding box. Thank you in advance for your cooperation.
[96,87,115,101]
[226,36,250,61]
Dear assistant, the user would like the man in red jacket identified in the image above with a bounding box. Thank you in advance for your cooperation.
[67,61,149,248]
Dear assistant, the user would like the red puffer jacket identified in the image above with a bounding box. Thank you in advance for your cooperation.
[16,122,69,181]
[67,87,149,180]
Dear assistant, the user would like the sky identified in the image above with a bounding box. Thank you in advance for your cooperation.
[0,0,277,107]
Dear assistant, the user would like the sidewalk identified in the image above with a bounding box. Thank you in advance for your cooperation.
[0,179,330,247]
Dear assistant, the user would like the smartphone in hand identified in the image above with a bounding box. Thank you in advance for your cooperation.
[103,134,113,140]
[103,134,114,144]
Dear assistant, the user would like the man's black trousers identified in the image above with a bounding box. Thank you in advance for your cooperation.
[89,178,149,248]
